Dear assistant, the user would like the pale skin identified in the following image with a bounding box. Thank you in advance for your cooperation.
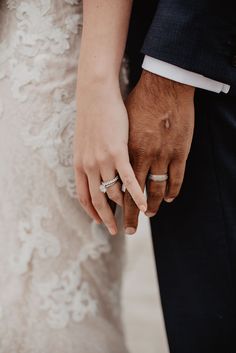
[73,0,147,236]
[74,1,195,235]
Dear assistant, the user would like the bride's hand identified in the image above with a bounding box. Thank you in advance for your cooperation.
[73,79,147,235]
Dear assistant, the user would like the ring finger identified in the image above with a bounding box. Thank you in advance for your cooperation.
[146,160,168,217]
[100,165,123,207]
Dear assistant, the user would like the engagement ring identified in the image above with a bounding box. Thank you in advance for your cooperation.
[99,175,120,193]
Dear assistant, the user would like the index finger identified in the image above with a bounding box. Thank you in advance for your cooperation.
[117,159,147,213]
[123,160,150,234]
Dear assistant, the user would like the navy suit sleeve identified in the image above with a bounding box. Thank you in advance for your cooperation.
[142,0,236,85]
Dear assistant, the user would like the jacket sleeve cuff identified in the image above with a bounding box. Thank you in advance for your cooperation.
[142,55,230,94]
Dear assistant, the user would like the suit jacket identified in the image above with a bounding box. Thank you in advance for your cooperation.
[126,0,157,88]
[127,0,236,91]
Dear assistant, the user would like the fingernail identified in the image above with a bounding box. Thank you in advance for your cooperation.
[109,227,117,235]
[125,227,136,235]
[165,198,174,203]
[145,212,156,218]
[140,205,147,213]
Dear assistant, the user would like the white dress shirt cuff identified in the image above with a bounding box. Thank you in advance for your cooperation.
[142,55,230,94]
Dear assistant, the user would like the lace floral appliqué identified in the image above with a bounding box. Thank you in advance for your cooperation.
[31,221,111,329]
[10,206,61,275]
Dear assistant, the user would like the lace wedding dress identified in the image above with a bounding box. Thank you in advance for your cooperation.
[0,1,128,352]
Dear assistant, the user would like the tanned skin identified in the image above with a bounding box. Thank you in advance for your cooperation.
[124,70,195,234]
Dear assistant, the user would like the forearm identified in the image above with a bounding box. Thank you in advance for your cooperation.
[78,0,132,84]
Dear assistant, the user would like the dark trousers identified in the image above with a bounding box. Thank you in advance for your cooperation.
[151,89,236,353]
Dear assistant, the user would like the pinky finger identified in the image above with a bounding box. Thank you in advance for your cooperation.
[164,159,186,203]
[75,169,102,224]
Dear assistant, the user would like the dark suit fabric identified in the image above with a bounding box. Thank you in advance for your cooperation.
[142,0,236,88]
[151,89,236,353]
[126,0,157,87]
[127,2,236,351]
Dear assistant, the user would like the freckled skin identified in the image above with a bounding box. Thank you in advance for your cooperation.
[124,70,195,231]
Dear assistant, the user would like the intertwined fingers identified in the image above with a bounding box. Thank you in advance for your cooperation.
[124,154,187,233]
[116,153,147,213]
[124,156,149,234]
[74,146,147,235]
[123,69,194,234]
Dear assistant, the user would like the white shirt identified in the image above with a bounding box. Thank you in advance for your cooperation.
[142,55,230,94]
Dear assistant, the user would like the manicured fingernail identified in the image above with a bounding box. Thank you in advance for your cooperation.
[145,212,156,218]
[140,205,147,213]
[125,227,136,235]
[165,198,174,203]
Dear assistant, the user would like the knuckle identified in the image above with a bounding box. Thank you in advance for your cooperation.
[92,197,104,209]
[172,165,185,176]
[107,188,116,198]
[123,174,133,188]
[172,156,187,169]
[124,215,138,228]
[148,148,159,160]
[156,149,164,159]
[109,146,124,159]
[111,195,122,204]
[83,159,96,172]
[173,148,186,160]
[129,144,144,159]
[78,195,89,208]
[95,153,109,165]
[138,146,151,159]
[156,146,170,161]
[149,189,164,199]
[73,159,83,172]
[170,180,182,190]
[124,199,136,212]
[108,190,120,203]
[133,146,165,163]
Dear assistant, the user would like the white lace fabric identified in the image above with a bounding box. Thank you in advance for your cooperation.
[0,1,128,352]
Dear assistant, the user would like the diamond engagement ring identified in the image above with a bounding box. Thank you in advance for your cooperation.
[99,175,120,193]
[148,173,168,182]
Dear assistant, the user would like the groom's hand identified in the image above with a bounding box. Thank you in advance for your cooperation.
[124,70,195,234]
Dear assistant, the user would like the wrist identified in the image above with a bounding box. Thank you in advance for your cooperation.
[77,68,120,92]
[76,74,120,96]
[140,69,195,99]
[77,55,121,86]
